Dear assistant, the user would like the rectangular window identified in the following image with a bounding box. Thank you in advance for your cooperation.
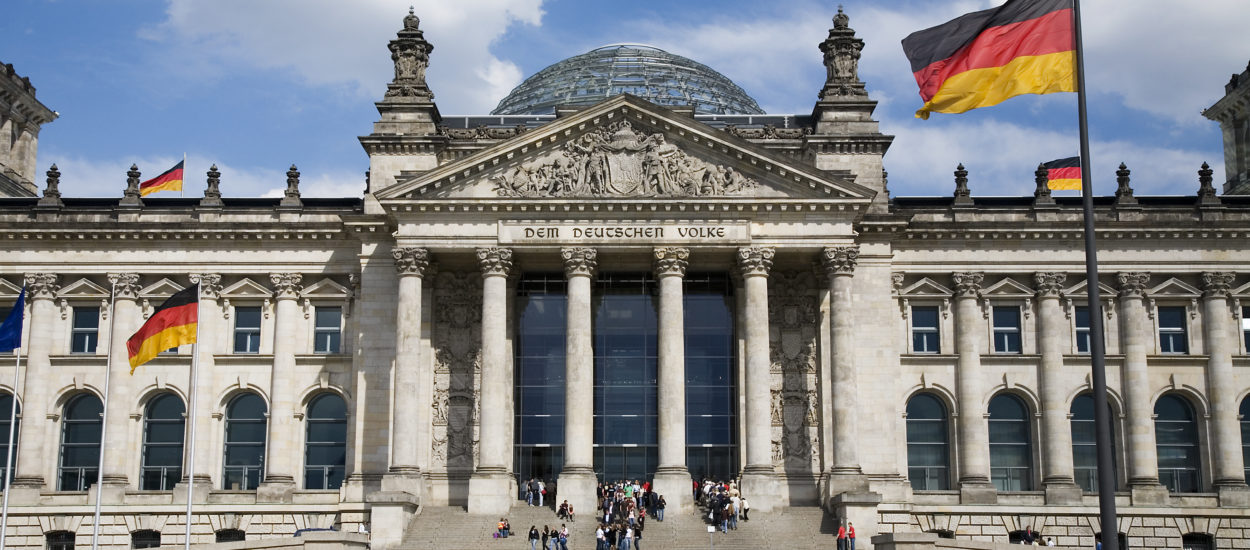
[70,307,100,354]
[911,306,940,353]
[1242,306,1249,353]
[233,307,261,354]
[313,307,342,354]
[1075,306,1092,354]
[992,306,1022,354]
[1158,306,1189,354]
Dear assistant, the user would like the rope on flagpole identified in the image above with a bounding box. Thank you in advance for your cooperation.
[183,278,203,549]
[0,344,24,550]
[90,281,120,550]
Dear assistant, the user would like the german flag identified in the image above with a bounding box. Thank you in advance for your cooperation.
[139,160,184,196]
[902,0,1075,119]
[127,285,198,373]
[1042,156,1081,190]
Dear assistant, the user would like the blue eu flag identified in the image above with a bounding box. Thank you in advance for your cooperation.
[0,288,25,353]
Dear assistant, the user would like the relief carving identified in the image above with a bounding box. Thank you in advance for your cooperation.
[432,271,483,470]
[492,121,758,198]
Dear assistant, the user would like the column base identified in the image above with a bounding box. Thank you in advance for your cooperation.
[1216,482,1250,507]
[1043,480,1084,505]
[556,467,598,519]
[382,468,427,502]
[467,469,516,516]
[1128,481,1169,506]
[739,467,780,512]
[257,476,297,503]
[821,469,869,509]
[172,475,213,505]
[91,479,129,505]
[651,467,692,513]
[366,491,421,550]
[7,477,44,505]
[958,481,997,504]
[830,492,883,550]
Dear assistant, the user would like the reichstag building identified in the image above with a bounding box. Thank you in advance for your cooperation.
[1,7,1250,550]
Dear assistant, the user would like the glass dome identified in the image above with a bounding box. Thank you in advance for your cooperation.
[491,44,765,116]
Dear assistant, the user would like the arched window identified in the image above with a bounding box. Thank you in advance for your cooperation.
[59,394,103,491]
[222,394,266,490]
[1071,393,1118,492]
[214,529,246,543]
[131,530,161,549]
[989,394,1033,491]
[1155,394,1201,492]
[304,393,347,490]
[141,393,185,491]
[1240,395,1250,484]
[0,392,19,487]
[906,393,950,490]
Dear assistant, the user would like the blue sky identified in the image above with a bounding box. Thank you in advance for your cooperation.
[3,0,1247,199]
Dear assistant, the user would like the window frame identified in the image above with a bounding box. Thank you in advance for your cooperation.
[1074,305,1092,355]
[70,306,101,355]
[905,392,951,491]
[988,393,1035,492]
[909,305,941,354]
[232,306,263,354]
[1240,305,1249,354]
[303,393,348,490]
[312,305,343,355]
[222,393,267,491]
[58,394,103,492]
[131,530,162,549]
[0,393,19,489]
[991,305,1023,354]
[1154,394,1203,493]
[1156,305,1190,355]
[46,530,76,550]
[140,393,186,491]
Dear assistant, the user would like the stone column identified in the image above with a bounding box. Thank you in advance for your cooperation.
[1117,272,1167,504]
[176,273,221,503]
[468,247,516,515]
[383,247,431,497]
[1201,272,1250,506]
[558,247,598,517]
[1035,272,1082,503]
[11,273,57,500]
[98,273,141,500]
[952,272,995,503]
[737,247,779,511]
[258,273,301,502]
[821,246,869,496]
[653,247,692,511]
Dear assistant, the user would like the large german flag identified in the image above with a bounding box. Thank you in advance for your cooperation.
[127,285,198,373]
[139,160,184,196]
[1042,156,1081,190]
[902,0,1075,119]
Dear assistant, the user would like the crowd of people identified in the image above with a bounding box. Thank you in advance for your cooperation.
[695,478,749,534]
[593,479,661,550]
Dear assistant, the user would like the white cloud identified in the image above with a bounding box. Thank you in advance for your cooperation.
[142,0,545,113]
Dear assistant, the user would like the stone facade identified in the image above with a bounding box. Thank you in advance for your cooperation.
[0,61,56,197]
[0,10,1247,550]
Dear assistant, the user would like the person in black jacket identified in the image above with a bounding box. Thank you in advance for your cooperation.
[528,526,539,550]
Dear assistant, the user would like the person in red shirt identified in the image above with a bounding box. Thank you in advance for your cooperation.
[849,522,857,550]
[837,522,847,550]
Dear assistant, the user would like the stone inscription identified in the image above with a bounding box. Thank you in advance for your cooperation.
[500,221,749,244]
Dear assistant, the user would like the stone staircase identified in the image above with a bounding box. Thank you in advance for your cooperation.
[395,501,837,550]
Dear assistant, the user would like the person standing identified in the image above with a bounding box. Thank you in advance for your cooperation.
[1023,526,1037,545]
[837,522,848,550]
[635,514,645,550]
[538,479,546,507]
[656,495,666,522]
[559,524,569,550]
[740,497,749,521]
[849,522,856,550]
[528,526,539,550]
[541,526,550,550]
[595,524,606,550]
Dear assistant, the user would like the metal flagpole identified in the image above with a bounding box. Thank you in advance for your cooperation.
[90,281,120,550]
[1072,2,1119,550]
[0,347,24,550]
[183,279,202,550]
[180,153,186,198]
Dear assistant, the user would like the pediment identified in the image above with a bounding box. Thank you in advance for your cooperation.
[0,278,21,299]
[1233,280,1250,297]
[377,95,874,203]
[222,278,272,298]
[140,278,187,299]
[1063,279,1117,298]
[302,278,352,299]
[981,277,1033,297]
[58,278,110,299]
[1148,277,1200,297]
[899,277,953,297]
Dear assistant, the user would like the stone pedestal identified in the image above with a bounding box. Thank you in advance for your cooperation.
[90,481,129,505]
[739,469,781,512]
[171,477,212,505]
[871,532,941,550]
[652,469,692,513]
[831,492,883,550]
[367,491,420,550]
[822,471,870,507]
[381,472,426,500]
[555,469,598,519]
[959,482,998,505]
[1217,484,1250,507]
[1043,483,1084,505]
[467,472,516,516]
[256,479,297,503]
[1129,483,1169,506]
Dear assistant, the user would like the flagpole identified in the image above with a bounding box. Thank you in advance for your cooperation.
[91,281,120,550]
[0,347,23,550]
[1072,1,1119,549]
[183,279,202,550]
[181,153,186,198]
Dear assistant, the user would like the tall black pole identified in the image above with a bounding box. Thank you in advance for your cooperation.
[1072,1,1119,549]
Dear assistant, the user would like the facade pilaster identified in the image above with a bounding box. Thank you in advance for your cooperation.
[258,273,301,502]
[558,246,598,516]
[1201,272,1250,506]
[952,272,995,503]
[468,247,516,515]
[737,246,780,511]
[1118,272,1168,504]
[383,247,432,498]
[821,246,869,497]
[98,273,142,501]
[11,273,57,499]
[652,247,692,512]
[175,273,220,503]
[1035,272,1082,504]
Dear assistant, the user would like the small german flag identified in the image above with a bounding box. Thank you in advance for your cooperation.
[127,285,198,373]
[901,0,1076,119]
[139,160,184,196]
[1043,156,1081,190]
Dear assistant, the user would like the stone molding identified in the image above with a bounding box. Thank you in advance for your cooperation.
[1116,272,1151,297]
[393,247,433,277]
[270,273,303,300]
[189,273,224,299]
[653,247,689,278]
[951,272,983,298]
[1033,272,1067,298]
[736,247,775,277]
[561,247,598,278]
[1201,271,1234,298]
[821,246,859,277]
[476,247,513,277]
[107,272,143,299]
[23,273,59,299]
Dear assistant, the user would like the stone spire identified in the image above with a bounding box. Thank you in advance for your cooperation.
[279,164,303,209]
[1198,161,1220,205]
[36,163,62,208]
[385,7,435,100]
[119,163,144,208]
[818,6,867,100]
[1114,162,1137,206]
[200,164,224,208]
[953,163,972,206]
[1033,162,1054,205]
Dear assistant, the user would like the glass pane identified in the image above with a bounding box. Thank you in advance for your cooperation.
[308,394,347,419]
[235,307,261,329]
[73,308,100,329]
[993,307,1020,329]
[315,307,341,329]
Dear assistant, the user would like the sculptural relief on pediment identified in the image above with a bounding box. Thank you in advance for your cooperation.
[491,121,758,198]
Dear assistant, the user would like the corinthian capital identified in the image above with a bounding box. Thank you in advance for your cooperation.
[189,273,223,299]
[821,246,859,278]
[393,247,432,277]
[736,247,774,277]
[561,247,598,278]
[1201,272,1234,298]
[653,247,689,278]
[951,272,984,298]
[23,273,59,299]
[1116,272,1150,297]
[477,247,513,277]
[107,273,143,299]
[1033,272,1067,298]
[270,273,303,299]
